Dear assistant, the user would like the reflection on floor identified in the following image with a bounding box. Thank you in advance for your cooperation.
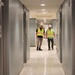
[20,39,65,75]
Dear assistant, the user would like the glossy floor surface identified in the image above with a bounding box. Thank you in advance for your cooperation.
[20,39,65,75]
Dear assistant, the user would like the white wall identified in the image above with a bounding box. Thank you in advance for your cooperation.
[30,18,37,47]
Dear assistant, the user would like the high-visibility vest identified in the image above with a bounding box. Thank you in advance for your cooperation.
[37,28,44,36]
[47,29,54,38]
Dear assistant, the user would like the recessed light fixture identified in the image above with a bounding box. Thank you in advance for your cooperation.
[43,12,46,14]
[41,4,45,6]
[42,9,45,11]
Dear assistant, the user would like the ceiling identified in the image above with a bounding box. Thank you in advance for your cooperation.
[20,0,64,23]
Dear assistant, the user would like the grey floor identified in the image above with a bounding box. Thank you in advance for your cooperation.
[20,39,65,75]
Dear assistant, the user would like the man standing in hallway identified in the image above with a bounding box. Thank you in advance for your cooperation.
[36,24,45,51]
[46,25,55,50]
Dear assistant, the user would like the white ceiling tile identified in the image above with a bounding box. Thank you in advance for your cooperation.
[20,0,64,20]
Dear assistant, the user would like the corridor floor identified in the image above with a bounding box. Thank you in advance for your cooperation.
[20,39,65,75]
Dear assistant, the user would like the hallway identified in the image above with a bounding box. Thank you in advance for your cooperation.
[20,39,65,75]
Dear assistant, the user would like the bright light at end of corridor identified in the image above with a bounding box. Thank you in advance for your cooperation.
[43,12,46,14]
[41,4,45,6]
[42,9,45,11]
[44,18,46,23]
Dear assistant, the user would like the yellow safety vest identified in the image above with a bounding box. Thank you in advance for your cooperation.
[37,28,44,36]
[47,29,54,38]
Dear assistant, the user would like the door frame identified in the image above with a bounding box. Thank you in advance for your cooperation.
[0,1,3,75]
[23,7,27,63]
[60,10,62,63]
[1,0,9,75]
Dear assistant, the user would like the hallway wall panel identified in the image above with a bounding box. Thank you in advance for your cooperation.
[26,10,30,62]
[0,0,30,74]
[56,0,75,75]
[9,0,24,75]
[51,19,57,45]
[56,11,62,62]
[30,18,37,47]
[71,0,75,75]
[23,7,30,63]
[62,1,72,75]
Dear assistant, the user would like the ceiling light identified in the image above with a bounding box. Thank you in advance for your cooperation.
[42,9,45,11]
[41,4,45,6]
[43,12,46,14]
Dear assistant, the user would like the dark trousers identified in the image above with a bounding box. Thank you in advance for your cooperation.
[47,38,54,50]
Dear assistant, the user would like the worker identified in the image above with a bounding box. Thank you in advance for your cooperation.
[46,25,55,50]
[36,24,45,51]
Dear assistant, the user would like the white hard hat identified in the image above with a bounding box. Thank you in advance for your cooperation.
[40,24,43,27]
[49,25,52,27]
[40,22,44,26]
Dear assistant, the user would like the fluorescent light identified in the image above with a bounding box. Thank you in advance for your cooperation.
[41,4,45,6]
[42,9,45,11]
[43,12,46,14]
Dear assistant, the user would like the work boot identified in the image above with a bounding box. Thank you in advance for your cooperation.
[52,48,54,50]
[48,47,50,50]
[36,47,39,50]
[48,49,50,50]
[39,48,42,51]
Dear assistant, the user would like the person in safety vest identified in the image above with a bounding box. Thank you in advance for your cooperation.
[36,24,45,51]
[46,25,55,50]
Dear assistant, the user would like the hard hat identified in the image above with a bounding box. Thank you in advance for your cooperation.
[40,22,43,25]
[40,23,44,27]
[49,25,52,27]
